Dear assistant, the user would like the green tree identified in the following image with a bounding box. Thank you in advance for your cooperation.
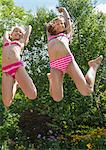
[58,0,106,127]
[0,0,33,44]
[0,0,106,149]
[0,0,33,127]
[22,0,106,130]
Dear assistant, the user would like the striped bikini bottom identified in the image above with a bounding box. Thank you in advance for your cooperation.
[50,54,74,74]
[2,61,24,78]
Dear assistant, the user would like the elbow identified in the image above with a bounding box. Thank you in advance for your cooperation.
[24,39,29,46]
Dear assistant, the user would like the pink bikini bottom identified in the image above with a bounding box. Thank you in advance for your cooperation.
[2,61,24,78]
[50,54,74,73]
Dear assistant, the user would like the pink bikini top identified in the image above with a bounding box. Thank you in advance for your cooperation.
[48,33,71,42]
[3,36,22,48]
[3,41,21,47]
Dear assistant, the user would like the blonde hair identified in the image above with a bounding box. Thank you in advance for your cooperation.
[11,25,25,35]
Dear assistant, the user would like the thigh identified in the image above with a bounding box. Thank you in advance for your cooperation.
[15,66,37,97]
[2,73,14,105]
[66,60,87,91]
[50,68,64,100]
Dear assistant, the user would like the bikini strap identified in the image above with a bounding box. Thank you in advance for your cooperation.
[48,33,69,42]
[3,41,21,47]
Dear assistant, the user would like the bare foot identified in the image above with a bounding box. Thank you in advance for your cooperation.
[85,55,103,91]
[88,55,103,70]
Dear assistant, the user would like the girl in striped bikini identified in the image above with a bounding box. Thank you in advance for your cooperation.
[46,7,103,101]
[2,25,37,107]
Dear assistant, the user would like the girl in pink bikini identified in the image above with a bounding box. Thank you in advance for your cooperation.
[46,7,103,101]
[2,25,37,107]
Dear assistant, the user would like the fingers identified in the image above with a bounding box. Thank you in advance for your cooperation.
[29,25,32,30]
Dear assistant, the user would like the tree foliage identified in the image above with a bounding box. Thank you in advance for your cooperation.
[0,0,33,45]
[0,0,106,149]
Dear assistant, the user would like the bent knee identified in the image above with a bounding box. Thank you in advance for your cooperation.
[52,95,63,102]
[80,88,93,96]
[2,98,12,107]
[27,88,37,100]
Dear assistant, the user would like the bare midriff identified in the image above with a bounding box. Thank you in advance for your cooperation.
[2,45,21,66]
[48,37,71,61]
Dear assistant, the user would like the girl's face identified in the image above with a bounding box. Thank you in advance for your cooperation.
[11,28,24,40]
[53,18,65,34]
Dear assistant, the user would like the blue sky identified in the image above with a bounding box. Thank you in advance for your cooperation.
[14,0,59,13]
[14,0,106,13]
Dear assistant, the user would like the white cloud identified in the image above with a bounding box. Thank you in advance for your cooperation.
[95,3,106,13]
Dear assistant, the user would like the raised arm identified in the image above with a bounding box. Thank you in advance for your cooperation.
[24,25,32,45]
[3,31,11,43]
[20,25,32,46]
[57,7,73,36]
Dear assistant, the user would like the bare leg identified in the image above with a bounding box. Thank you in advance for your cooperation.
[66,55,103,96]
[85,55,103,88]
[12,80,18,99]
[15,66,37,100]
[2,73,14,107]
[47,73,52,96]
[47,68,64,101]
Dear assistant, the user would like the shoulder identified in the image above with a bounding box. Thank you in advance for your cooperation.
[14,40,24,48]
[58,33,71,41]
[48,33,67,42]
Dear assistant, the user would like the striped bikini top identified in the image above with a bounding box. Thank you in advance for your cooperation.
[48,33,71,42]
[3,41,21,47]
[3,37,22,48]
